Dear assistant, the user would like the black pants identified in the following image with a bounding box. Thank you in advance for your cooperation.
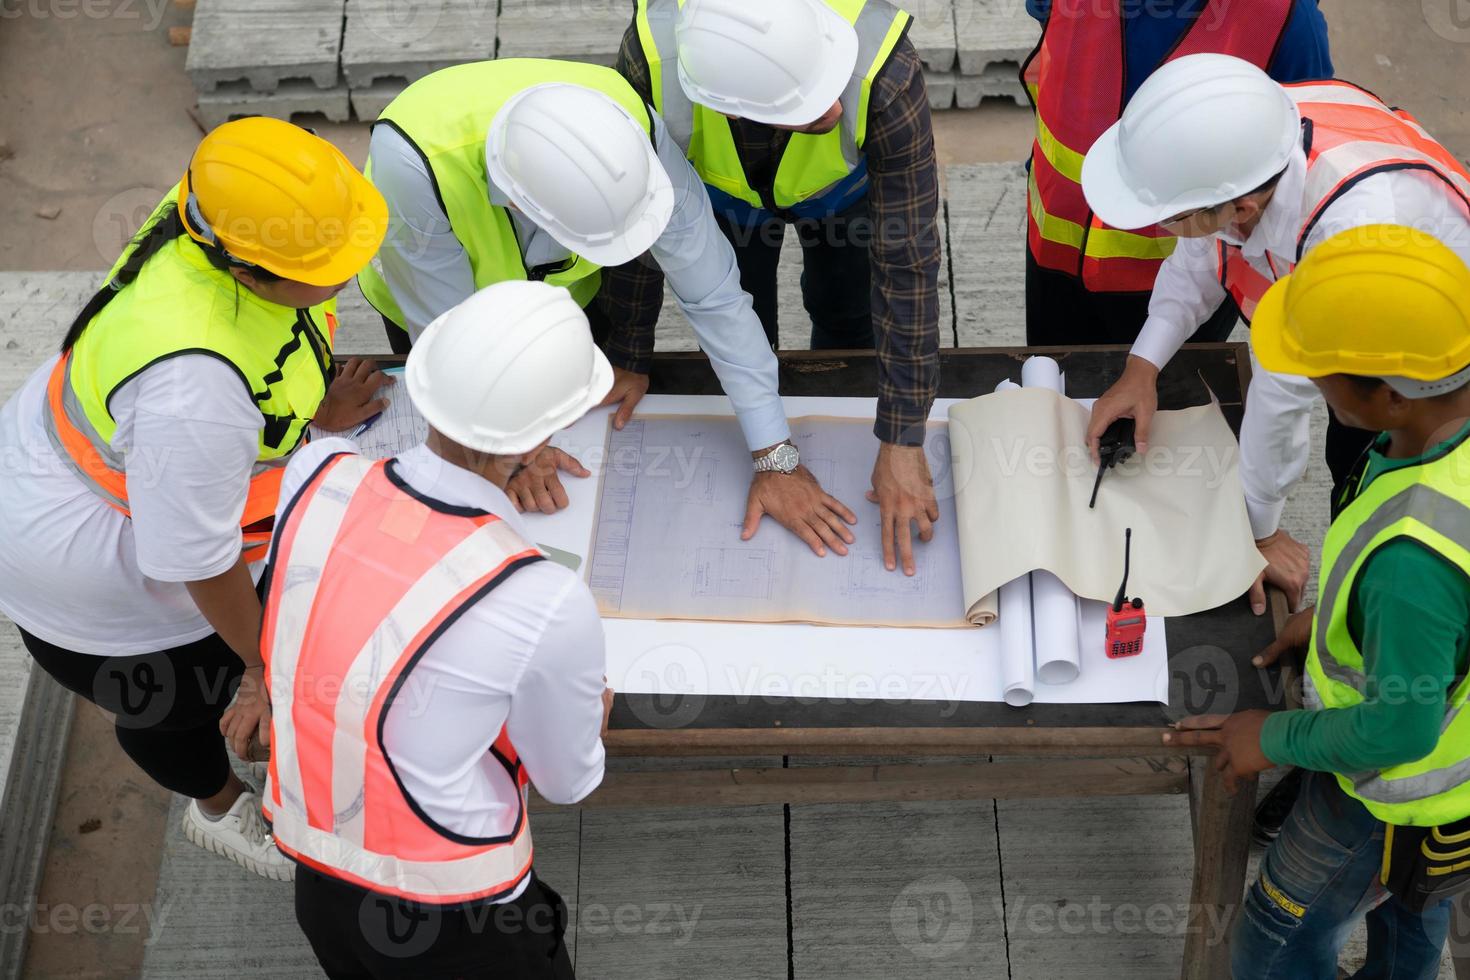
[18,626,243,799]
[295,866,575,980]
[715,198,876,350]
[1024,248,1240,347]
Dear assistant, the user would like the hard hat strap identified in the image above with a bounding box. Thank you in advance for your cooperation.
[182,183,261,273]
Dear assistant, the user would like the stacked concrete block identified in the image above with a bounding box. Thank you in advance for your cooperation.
[495,0,629,67]
[909,0,958,73]
[187,0,350,128]
[342,0,498,121]
[923,0,1038,110]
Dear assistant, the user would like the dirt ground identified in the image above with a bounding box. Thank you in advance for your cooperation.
[3,2,1470,977]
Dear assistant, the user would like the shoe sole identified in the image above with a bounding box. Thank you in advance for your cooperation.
[182,810,296,883]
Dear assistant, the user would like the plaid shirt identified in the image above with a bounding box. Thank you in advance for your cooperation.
[605,23,942,446]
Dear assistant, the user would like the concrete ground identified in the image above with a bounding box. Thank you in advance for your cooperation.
[2,2,1469,978]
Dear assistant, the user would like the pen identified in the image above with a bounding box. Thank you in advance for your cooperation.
[352,413,382,438]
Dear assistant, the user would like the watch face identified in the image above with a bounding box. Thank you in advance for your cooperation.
[772,443,800,473]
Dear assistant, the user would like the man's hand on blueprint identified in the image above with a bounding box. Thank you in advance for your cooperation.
[742,466,858,557]
[506,446,592,514]
[867,443,939,577]
[599,366,651,430]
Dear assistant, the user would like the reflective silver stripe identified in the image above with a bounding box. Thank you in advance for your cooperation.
[1317,483,1470,805]
[266,455,376,827]
[1302,139,1470,224]
[641,0,690,147]
[271,801,533,902]
[1314,484,1470,693]
[329,518,536,845]
[1290,83,1395,111]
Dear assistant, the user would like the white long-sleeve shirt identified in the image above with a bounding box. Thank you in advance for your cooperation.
[1130,142,1470,538]
[274,439,607,901]
[367,113,790,452]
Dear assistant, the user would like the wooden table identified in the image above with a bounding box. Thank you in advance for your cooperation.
[568,343,1282,980]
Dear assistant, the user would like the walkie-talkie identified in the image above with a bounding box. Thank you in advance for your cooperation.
[1105,527,1147,659]
[1089,418,1136,508]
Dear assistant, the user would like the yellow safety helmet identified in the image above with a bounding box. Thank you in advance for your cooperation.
[177,117,387,287]
[1252,224,1470,397]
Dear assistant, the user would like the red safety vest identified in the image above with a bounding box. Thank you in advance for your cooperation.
[1021,0,1294,293]
[261,453,545,904]
[1218,80,1470,322]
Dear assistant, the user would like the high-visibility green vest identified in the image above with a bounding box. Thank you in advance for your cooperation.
[1306,427,1470,827]
[60,187,336,472]
[358,59,656,330]
[634,0,910,212]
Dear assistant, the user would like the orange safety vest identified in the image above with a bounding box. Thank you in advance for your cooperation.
[261,453,545,904]
[1218,80,1470,322]
[1021,0,1294,293]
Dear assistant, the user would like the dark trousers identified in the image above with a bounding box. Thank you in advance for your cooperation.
[715,198,875,350]
[18,626,243,799]
[1024,248,1240,347]
[295,866,576,980]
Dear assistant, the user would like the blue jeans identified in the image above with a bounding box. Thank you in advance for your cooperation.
[1232,770,1453,979]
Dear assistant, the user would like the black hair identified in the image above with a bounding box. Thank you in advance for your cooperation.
[60,203,283,352]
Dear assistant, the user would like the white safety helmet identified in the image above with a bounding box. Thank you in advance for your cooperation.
[486,83,675,267]
[675,0,859,127]
[1081,54,1301,230]
[405,281,614,456]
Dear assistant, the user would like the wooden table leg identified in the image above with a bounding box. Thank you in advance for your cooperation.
[1182,762,1255,980]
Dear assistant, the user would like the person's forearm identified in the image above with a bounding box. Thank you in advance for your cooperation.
[1261,699,1445,774]
[185,557,263,667]
[1238,361,1318,539]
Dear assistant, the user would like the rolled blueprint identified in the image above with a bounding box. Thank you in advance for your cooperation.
[998,572,1035,706]
[1032,570,1082,685]
[1020,357,1083,688]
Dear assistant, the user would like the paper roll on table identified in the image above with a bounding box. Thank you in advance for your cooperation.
[998,573,1035,706]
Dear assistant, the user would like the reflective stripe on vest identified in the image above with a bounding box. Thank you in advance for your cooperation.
[39,188,336,564]
[1306,433,1470,826]
[358,59,655,329]
[1020,0,1293,292]
[262,454,545,903]
[1219,81,1470,323]
[635,0,910,212]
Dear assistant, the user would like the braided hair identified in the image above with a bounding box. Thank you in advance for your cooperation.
[60,204,283,352]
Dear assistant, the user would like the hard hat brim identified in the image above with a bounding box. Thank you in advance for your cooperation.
[676,2,858,128]
[1247,275,1320,379]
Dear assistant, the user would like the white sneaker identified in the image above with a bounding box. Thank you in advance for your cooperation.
[182,791,295,882]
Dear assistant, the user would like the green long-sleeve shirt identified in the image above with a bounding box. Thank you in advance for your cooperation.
[1261,427,1470,774]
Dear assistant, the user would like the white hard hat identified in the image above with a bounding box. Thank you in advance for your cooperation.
[675,0,859,127]
[485,83,675,267]
[1081,54,1301,230]
[405,281,614,456]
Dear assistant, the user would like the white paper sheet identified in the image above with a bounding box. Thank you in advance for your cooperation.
[529,395,1169,706]
[308,367,425,460]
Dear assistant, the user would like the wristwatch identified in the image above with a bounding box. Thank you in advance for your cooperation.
[753,440,800,475]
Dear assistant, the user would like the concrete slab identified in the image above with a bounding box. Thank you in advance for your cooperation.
[341,0,496,90]
[954,0,1039,77]
[926,70,958,111]
[946,162,1027,348]
[999,794,1194,979]
[790,799,1009,978]
[495,0,628,66]
[909,0,958,73]
[574,805,787,980]
[186,0,345,94]
[957,63,1028,110]
[349,80,407,122]
[196,80,352,130]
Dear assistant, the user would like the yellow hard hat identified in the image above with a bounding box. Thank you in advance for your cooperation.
[1252,225,1470,392]
[177,118,387,286]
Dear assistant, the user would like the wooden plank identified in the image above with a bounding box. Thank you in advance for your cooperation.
[536,759,1187,809]
[1182,764,1254,980]
[574,805,787,980]
[607,726,1211,757]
